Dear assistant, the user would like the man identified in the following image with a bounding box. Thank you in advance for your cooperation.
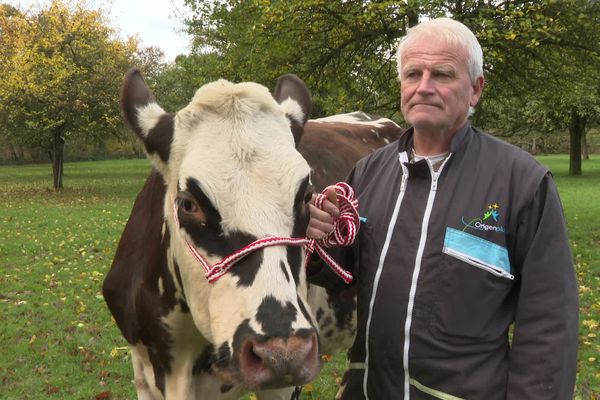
[307,17,579,399]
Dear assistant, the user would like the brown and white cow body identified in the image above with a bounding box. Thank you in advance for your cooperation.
[299,112,401,357]
[103,70,402,400]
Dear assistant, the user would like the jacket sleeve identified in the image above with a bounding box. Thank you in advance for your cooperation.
[507,173,579,399]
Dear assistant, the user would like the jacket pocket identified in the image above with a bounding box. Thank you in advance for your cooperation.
[442,227,513,280]
[430,227,515,340]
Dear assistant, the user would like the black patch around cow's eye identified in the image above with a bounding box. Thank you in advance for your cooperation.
[175,190,207,228]
[181,179,265,286]
[304,188,314,204]
[185,178,221,224]
[292,176,312,235]
[179,178,227,255]
[293,177,312,211]
[286,176,311,287]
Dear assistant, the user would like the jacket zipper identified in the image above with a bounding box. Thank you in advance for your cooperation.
[402,155,451,399]
[362,151,409,399]
[442,247,515,280]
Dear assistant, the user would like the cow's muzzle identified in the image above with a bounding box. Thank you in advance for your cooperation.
[233,332,320,389]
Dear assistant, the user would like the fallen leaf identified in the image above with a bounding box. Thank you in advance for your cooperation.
[95,391,111,400]
[46,385,60,395]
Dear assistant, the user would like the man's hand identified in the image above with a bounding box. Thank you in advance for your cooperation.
[306,186,340,240]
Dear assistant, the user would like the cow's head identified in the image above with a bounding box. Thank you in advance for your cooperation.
[120,69,318,389]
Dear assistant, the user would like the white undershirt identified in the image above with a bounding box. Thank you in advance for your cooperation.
[412,149,449,171]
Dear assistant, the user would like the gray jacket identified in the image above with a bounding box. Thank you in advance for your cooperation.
[309,123,579,399]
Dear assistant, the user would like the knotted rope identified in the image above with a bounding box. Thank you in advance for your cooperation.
[172,182,359,284]
[305,182,359,284]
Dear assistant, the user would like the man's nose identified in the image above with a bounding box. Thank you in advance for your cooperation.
[416,71,435,94]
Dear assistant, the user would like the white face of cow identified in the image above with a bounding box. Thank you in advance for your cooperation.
[120,70,319,389]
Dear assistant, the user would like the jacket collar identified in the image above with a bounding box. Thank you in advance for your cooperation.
[397,121,473,155]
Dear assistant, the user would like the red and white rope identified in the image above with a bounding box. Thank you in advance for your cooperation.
[172,182,359,284]
[305,183,359,283]
[205,237,309,283]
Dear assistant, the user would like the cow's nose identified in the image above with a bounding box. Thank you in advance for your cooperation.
[239,332,320,388]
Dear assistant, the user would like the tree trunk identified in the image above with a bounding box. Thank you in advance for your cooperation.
[52,131,65,190]
[582,128,589,161]
[568,108,585,176]
[9,143,20,162]
[406,1,419,28]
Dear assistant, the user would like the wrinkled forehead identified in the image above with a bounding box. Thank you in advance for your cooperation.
[401,37,468,65]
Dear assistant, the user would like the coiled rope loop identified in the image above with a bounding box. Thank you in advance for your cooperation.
[305,182,360,283]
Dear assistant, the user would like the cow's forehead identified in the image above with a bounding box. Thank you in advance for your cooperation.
[172,78,302,170]
[169,79,310,236]
[177,146,309,235]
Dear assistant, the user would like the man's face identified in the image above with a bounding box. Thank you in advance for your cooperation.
[400,38,484,137]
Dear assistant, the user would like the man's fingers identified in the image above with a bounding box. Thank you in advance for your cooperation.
[307,225,331,240]
[325,186,339,208]
[307,203,336,239]
[311,192,339,218]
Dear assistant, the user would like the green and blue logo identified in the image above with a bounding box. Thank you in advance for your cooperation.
[462,203,505,233]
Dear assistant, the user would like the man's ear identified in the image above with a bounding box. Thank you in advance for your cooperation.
[273,74,312,146]
[470,75,485,107]
[120,68,173,174]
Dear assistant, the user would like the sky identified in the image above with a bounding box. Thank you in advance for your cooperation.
[6,0,192,61]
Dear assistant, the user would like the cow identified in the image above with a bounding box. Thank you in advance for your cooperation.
[102,69,402,400]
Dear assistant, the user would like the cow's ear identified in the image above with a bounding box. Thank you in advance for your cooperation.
[273,74,312,146]
[120,68,173,173]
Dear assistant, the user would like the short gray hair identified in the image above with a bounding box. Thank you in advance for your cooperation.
[396,17,484,83]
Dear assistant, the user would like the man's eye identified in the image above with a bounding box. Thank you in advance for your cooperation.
[434,71,454,79]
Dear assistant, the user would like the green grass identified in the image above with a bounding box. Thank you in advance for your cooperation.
[0,159,151,399]
[537,155,600,399]
[0,155,598,399]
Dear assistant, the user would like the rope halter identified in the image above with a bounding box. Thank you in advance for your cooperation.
[172,182,359,284]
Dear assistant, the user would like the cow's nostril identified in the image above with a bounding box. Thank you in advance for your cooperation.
[244,340,263,365]
[241,339,267,368]
[238,333,320,389]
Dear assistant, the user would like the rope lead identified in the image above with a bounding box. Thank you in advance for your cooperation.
[306,182,360,284]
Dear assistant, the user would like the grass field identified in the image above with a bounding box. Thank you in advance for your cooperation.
[0,155,598,399]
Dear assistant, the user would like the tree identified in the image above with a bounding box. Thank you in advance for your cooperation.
[470,0,600,176]
[182,0,600,174]
[183,0,411,118]
[0,0,135,188]
[150,52,229,112]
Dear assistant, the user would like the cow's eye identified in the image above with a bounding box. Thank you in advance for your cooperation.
[176,193,199,214]
[179,198,197,213]
[176,193,207,227]
[304,185,315,204]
